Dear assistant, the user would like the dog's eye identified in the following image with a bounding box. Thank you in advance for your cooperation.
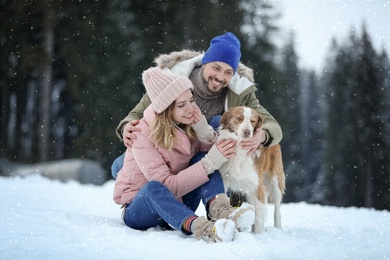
[235,117,243,122]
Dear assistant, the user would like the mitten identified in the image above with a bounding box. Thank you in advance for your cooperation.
[192,116,215,142]
[201,144,228,175]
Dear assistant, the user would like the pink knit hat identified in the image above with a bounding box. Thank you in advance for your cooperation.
[142,67,194,114]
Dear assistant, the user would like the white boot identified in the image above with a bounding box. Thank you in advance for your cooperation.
[192,216,236,242]
[208,193,255,232]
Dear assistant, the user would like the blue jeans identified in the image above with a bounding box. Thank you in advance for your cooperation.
[111,153,124,179]
[111,115,222,179]
[123,172,225,233]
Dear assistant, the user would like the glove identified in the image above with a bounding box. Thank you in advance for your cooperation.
[192,116,215,142]
[201,144,228,175]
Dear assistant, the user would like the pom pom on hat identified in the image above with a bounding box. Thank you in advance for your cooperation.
[142,67,193,114]
[202,32,241,73]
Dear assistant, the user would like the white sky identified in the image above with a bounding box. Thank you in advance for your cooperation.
[276,0,390,72]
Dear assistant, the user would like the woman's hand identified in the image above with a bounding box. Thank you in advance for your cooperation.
[192,103,203,125]
[216,138,237,159]
[201,138,237,175]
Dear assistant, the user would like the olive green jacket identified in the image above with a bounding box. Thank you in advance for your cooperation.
[116,50,283,146]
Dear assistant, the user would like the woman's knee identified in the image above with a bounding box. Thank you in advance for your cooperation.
[141,181,173,199]
[146,180,164,189]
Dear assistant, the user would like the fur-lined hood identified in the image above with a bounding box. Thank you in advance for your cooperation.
[153,50,255,95]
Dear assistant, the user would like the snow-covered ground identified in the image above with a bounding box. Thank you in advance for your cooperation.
[1,175,389,260]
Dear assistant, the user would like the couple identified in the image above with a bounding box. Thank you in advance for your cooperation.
[112,32,283,242]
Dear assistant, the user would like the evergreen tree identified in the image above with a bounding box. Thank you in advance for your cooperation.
[239,0,281,107]
[375,49,390,210]
[0,1,47,162]
[323,25,389,209]
[301,70,326,203]
[276,32,303,202]
[323,38,353,206]
[353,25,387,208]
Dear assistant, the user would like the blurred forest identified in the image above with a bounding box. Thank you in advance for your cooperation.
[0,0,389,210]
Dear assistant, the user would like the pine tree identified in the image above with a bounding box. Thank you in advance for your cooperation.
[353,25,387,208]
[239,0,281,106]
[323,38,353,206]
[374,49,390,210]
[301,70,326,203]
[0,1,46,162]
[323,25,389,209]
[277,32,303,201]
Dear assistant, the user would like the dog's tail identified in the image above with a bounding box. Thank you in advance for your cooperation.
[266,144,286,194]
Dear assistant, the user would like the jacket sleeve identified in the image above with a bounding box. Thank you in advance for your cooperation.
[240,92,283,147]
[115,94,152,140]
[132,134,210,199]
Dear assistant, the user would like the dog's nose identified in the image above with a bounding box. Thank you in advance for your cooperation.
[243,129,251,138]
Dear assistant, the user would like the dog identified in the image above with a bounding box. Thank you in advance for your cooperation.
[217,106,286,234]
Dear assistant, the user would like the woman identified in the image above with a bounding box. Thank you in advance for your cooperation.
[113,67,255,242]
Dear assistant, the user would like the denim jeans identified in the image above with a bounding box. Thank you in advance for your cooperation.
[111,115,222,179]
[123,172,225,233]
[111,153,124,179]
[118,115,224,233]
[208,115,222,131]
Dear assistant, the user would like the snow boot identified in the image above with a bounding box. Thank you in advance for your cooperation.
[208,193,255,232]
[192,216,236,242]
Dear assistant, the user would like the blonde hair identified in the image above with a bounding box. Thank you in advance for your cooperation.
[150,103,196,150]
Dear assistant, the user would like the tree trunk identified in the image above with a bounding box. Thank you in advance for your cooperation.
[38,5,55,162]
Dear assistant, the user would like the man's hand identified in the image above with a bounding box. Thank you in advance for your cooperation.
[240,129,266,156]
[123,120,140,149]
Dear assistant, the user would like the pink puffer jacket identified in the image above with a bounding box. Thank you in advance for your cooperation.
[113,106,213,205]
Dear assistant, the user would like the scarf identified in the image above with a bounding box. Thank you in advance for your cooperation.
[189,66,227,122]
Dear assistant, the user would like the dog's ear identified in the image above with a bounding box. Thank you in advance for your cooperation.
[220,111,230,127]
[256,112,264,130]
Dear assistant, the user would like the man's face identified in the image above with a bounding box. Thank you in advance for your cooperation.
[202,62,234,93]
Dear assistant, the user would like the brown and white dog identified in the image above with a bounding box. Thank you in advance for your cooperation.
[218,106,286,234]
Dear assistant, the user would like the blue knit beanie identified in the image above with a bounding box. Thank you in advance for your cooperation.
[202,32,241,73]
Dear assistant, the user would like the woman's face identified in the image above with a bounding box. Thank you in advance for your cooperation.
[172,89,195,125]
[202,62,234,93]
